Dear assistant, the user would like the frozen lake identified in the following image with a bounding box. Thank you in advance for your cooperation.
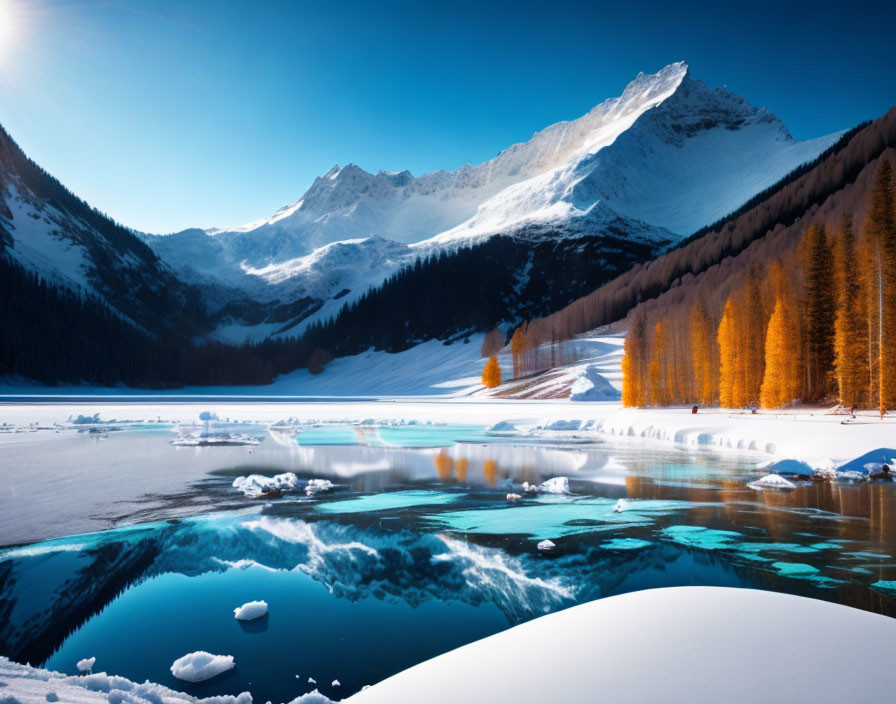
[1,410,896,701]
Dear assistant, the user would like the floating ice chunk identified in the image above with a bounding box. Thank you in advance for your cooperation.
[538,477,570,494]
[170,651,235,682]
[613,499,629,513]
[232,473,298,498]
[522,482,537,494]
[76,657,95,673]
[544,420,581,431]
[537,539,557,553]
[601,538,652,550]
[332,679,341,687]
[570,365,621,402]
[234,600,268,620]
[308,677,316,684]
[748,474,797,490]
[305,479,334,496]
[487,421,516,432]
[872,580,896,595]
[506,493,522,502]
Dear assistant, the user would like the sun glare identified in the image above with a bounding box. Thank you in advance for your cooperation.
[0,0,21,59]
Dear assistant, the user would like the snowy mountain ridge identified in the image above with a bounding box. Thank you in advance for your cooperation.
[144,61,839,331]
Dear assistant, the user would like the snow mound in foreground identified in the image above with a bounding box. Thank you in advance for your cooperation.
[233,600,268,620]
[0,656,251,704]
[569,365,621,402]
[286,691,337,704]
[232,473,298,497]
[170,651,235,682]
[348,587,896,703]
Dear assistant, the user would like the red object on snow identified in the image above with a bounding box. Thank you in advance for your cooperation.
[691,405,698,414]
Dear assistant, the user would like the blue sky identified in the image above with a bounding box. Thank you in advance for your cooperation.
[1,0,894,234]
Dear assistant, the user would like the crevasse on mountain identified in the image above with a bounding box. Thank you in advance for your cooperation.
[145,61,838,312]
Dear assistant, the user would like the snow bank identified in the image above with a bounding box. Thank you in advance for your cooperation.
[836,448,896,477]
[0,656,251,704]
[169,652,235,682]
[569,364,621,402]
[76,657,96,673]
[747,474,797,490]
[537,477,569,494]
[233,600,268,620]
[486,421,516,433]
[286,692,337,704]
[760,458,816,477]
[349,587,896,703]
[232,473,298,498]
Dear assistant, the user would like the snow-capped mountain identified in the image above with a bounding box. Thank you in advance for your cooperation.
[145,61,839,337]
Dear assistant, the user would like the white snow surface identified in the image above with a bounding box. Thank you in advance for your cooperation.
[537,477,569,494]
[233,600,268,620]
[169,651,235,683]
[569,364,620,402]
[232,473,299,498]
[0,656,251,704]
[348,587,896,703]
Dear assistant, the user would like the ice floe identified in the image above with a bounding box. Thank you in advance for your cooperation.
[233,600,268,620]
[305,478,335,496]
[747,474,797,491]
[76,657,95,673]
[232,473,298,498]
[537,477,569,494]
[536,539,556,553]
[170,651,235,682]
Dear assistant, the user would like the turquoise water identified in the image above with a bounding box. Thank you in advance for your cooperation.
[2,432,896,702]
[315,490,463,514]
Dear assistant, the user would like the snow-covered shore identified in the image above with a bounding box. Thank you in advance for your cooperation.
[3,399,894,466]
[3,588,894,704]
[349,587,896,704]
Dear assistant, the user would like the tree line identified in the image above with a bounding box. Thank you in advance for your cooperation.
[621,160,896,413]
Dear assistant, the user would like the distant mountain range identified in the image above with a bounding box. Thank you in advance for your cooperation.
[0,61,866,387]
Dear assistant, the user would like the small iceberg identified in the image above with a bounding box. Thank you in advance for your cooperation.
[170,651,235,682]
[569,364,621,402]
[487,421,516,433]
[234,600,268,621]
[748,474,797,491]
[332,680,341,687]
[305,478,334,496]
[76,657,95,673]
[613,498,629,513]
[232,473,298,498]
[506,493,522,502]
[537,539,557,553]
[544,420,581,431]
[538,477,570,494]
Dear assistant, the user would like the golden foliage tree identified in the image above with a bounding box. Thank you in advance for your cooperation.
[621,315,648,407]
[760,297,802,408]
[689,298,716,405]
[481,356,501,388]
[717,297,737,408]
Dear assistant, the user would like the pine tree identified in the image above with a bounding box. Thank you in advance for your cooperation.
[864,159,896,414]
[718,297,737,408]
[800,225,836,401]
[649,321,671,406]
[481,356,501,388]
[833,217,868,407]
[689,298,716,405]
[760,297,801,408]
